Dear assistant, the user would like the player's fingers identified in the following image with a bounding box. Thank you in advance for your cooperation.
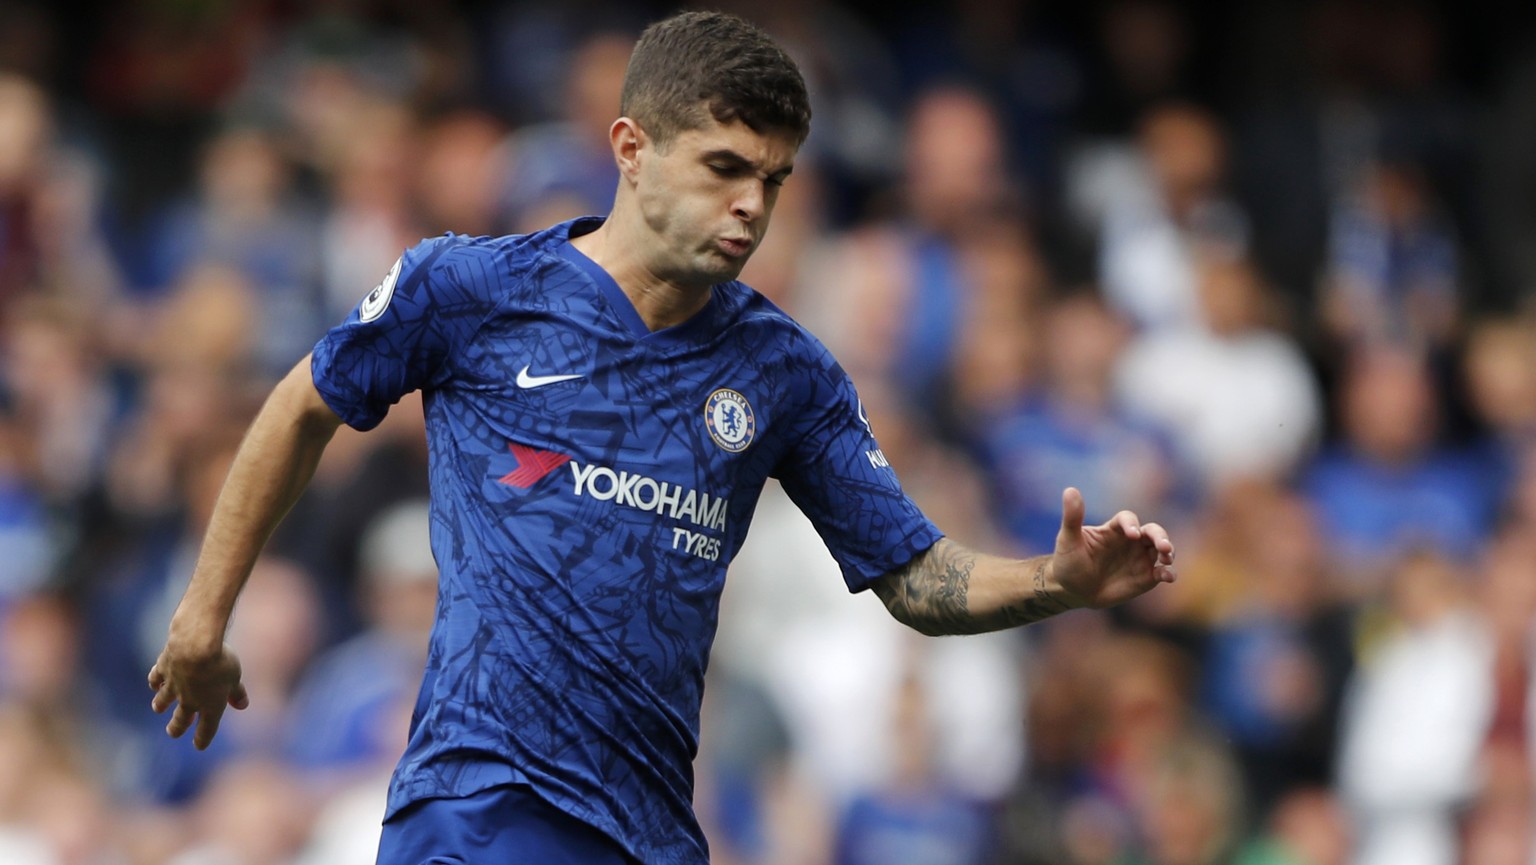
[151,684,176,714]
[1112,510,1143,539]
[193,703,227,751]
[1059,487,1086,541]
[1153,562,1178,583]
[1140,522,1175,557]
[229,682,249,711]
[166,703,196,739]
[147,664,164,691]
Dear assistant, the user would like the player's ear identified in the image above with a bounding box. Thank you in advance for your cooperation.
[612,117,645,181]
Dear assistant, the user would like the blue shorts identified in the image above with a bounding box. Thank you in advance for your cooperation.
[376,784,639,865]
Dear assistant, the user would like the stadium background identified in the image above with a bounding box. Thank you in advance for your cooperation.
[2,0,1536,863]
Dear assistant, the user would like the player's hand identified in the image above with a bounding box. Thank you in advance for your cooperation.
[148,640,249,750]
[1049,487,1176,609]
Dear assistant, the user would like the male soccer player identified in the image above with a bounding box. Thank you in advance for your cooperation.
[148,11,1176,865]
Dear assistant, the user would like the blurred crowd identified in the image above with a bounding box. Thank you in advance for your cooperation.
[2,0,1536,864]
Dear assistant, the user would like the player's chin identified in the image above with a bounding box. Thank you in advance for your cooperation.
[701,253,749,282]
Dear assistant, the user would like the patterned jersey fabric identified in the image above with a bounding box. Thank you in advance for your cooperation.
[311,217,942,864]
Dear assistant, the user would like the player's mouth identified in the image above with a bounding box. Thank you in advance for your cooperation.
[717,236,753,258]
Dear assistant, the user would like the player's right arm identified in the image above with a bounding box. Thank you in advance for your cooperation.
[148,356,343,750]
[869,488,1174,637]
[771,334,1174,636]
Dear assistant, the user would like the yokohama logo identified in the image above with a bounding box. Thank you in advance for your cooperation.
[495,445,729,533]
[498,442,572,488]
[568,461,728,531]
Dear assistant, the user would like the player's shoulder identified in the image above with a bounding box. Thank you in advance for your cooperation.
[409,218,599,297]
[719,283,826,352]
[715,283,848,412]
[418,219,582,269]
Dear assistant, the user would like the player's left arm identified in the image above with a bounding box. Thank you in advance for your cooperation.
[870,487,1176,636]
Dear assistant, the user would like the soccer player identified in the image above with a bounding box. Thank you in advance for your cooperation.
[148,11,1176,865]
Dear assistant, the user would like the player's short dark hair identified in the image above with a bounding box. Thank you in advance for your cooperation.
[620,11,811,147]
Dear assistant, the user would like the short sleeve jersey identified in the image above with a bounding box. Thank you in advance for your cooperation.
[311,218,943,865]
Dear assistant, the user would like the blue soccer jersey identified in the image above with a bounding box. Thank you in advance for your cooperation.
[311,217,943,864]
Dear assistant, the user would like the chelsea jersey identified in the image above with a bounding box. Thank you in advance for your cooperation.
[310,217,942,865]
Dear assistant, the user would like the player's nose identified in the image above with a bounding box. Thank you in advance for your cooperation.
[731,182,766,222]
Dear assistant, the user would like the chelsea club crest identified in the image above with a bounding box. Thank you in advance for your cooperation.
[704,388,756,453]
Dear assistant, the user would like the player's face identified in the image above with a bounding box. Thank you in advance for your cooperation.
[633,116,798,287]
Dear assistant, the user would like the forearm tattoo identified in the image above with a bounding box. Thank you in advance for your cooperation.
[872,540,1074,636]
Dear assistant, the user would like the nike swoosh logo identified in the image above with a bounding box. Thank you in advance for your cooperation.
[516,365,584,389]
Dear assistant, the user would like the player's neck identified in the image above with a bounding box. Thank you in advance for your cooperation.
[570,221,712,332]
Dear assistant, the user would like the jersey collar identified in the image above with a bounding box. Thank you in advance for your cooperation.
[558,218,729,349]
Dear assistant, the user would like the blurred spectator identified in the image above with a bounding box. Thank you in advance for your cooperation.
[1459,316,1536,520]
[414,110,507,238]
[0,405,52,605]
[804,173,1016,421]
[966,290,1179,554]
[0,74,53,304]
[229,5,428,178]
[1,594,90,722]
[317,102,422,324]
[473,1,650,127]
[1075,0,1194,139]
[98,270,263,524]
[1232,787,1351,865]
[1336,552,1494,865]
[82,418,313,804]
[887,0,1080,207]
[1190,484,1354,817]
[1461,316,1536,448]
[1114,734,1247,865]
[832,674,994,865]
[0,708,47,842]
[137,126,323,375]
[1445,528,1536,865]
[1459,797,1533,865]
[1073,102,1249,332]
[796,225,912,387]
[85,431,241,739]
[994,612,1121,865]
[813,85,1024,427]
[167,757,313,865]
[221,557,324,755]
[996,630,1208,865]
[944,219,1049,417]
[284,500,436,780]
[1,293,118,512]
[1114,255,1321,493]
[17,768,125,865]
[85,0,264,214]
[499,30,627,233]
[901,85,1021,238]
[1299,346,1502,593]
[0,705,103,864]
[291,778,391,865]
[30,146,127,311]
[289,693,414,865]
[1230,2,1476,324]
[306,393,431,623]
[1322,154,1459,353]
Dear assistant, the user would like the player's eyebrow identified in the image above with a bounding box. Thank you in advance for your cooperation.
[702,149,795,184]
